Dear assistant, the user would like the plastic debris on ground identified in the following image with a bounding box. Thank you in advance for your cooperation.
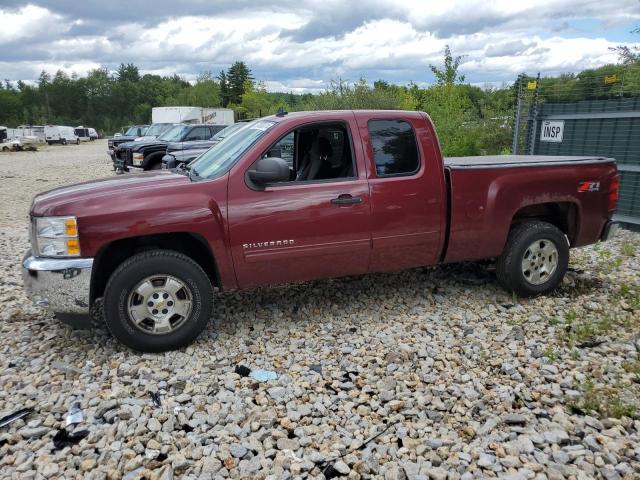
[249,369,278,382]
[234,364,251,377]
[0,408,34,428]
[65,402,83,427]
[52,429,89,450]
[149,391,161,407]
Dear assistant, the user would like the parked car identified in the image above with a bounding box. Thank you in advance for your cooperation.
[162,122,247,169]
[22,110,620,352]
[1,138,21,151]
[107,125,149,162]
[116,123,224,172]
[44,125,79,145]
[88,128,99,140]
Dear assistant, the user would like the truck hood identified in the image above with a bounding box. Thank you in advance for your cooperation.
[166,140,217,152]
[31,171,191,217]
[123,139,168,151]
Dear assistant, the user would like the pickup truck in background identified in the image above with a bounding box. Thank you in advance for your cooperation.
[22,110,619,352]
[161,122,248,169]
[107,125,149,162]
[115,123,226,172]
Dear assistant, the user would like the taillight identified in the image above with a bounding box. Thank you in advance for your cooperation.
[608,174,619,213]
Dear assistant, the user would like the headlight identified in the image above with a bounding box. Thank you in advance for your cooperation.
[132,153,144,166]
[33,216,80,257]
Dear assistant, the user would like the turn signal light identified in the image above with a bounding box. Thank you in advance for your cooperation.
[65,217,78,236]
[66,239,80,255]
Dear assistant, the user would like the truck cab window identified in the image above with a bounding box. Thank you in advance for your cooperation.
[262,123,355,184]
[368,119,420,176]
[185,127,209,141]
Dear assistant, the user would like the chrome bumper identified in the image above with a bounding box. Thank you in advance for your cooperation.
[22,251,93,317]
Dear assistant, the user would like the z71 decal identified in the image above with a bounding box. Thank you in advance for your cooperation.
[578,181,600,193]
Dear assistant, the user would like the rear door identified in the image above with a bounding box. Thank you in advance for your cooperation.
[355,113,445,271]
[227,113,372,288]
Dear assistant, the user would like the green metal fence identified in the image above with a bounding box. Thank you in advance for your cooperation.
[516,75,640,227]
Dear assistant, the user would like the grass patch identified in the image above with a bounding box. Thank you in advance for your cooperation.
[543,345,558,362]
[571,379,637,419]
[621,241,637,257]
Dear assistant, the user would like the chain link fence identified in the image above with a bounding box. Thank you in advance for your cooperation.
[513,67,640,228]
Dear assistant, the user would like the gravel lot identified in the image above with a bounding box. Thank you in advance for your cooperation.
[0,141,639,479]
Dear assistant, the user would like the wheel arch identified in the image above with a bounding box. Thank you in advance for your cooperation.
[90,232,220,304]
[142,151,166,170]
[510,201,580,246]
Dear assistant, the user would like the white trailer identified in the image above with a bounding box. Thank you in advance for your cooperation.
[151,107,234,125]
[17,125,46,143]
[44,125,79,145]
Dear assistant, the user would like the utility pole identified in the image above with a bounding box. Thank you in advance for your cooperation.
[512,74,523,154]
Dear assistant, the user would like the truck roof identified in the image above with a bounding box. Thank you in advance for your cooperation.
[262,110,427,123]
[445,155,616,169]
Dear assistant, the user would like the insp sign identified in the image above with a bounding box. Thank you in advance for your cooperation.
[540,120,564,143]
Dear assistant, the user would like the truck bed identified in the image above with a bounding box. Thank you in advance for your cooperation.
[443,155,617,264]
[445,155,614,169]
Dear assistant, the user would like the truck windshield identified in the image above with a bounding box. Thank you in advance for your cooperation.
[125,126,145,136]
[158,125,188,142]
[145,124,171,137]
[212,122,245,141]
[189,120,276,180]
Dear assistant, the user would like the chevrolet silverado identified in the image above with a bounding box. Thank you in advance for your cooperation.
[22,110,619,352]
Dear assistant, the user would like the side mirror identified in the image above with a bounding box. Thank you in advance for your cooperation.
[248,157,290,186]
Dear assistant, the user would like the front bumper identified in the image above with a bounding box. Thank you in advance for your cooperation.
[600,220,620,241]
[22,251,93,319]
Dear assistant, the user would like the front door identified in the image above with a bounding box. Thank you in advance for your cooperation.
[227,115,371,288]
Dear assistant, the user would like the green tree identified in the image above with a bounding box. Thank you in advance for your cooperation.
[218,70,230,107]
[430,45,466,86]
[226,61,253,105]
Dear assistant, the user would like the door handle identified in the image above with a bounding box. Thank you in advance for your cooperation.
[331,194,362,205]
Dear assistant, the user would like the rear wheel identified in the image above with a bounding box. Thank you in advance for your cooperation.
[76,138,80,145]
[103,250,214,352]
[496,221,569,297]
[1,146,8,152]
[61,138,67,145]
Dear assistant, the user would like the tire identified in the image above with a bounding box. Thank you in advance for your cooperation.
[76,139,80,145]
[47,141,52,145]
[103,249,214,352]
[149,162,162,170]
[61,138,67,145]
[496,221,569,297]
[1,146,8,152]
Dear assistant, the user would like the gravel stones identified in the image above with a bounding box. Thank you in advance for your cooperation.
[0,142,638,477]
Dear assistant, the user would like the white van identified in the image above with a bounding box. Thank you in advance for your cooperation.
[88,128,98,140]
[74,126,91,142]
[45,125,79,145]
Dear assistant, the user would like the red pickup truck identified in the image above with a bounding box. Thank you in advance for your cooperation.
[22,110,619,352]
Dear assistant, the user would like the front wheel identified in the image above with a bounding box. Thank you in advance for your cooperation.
[103,250,214,352]
[496,221,569,297]
[61,138,67,145]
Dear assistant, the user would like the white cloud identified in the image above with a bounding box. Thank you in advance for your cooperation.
[0,0,639,90]
[0,5,68,43]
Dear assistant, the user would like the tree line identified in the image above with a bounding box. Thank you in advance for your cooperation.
[1,51,639,156]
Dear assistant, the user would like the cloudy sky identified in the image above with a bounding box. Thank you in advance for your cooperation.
[1,0,639,92]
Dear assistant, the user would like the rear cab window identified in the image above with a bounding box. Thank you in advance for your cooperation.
[368,119,420,177]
